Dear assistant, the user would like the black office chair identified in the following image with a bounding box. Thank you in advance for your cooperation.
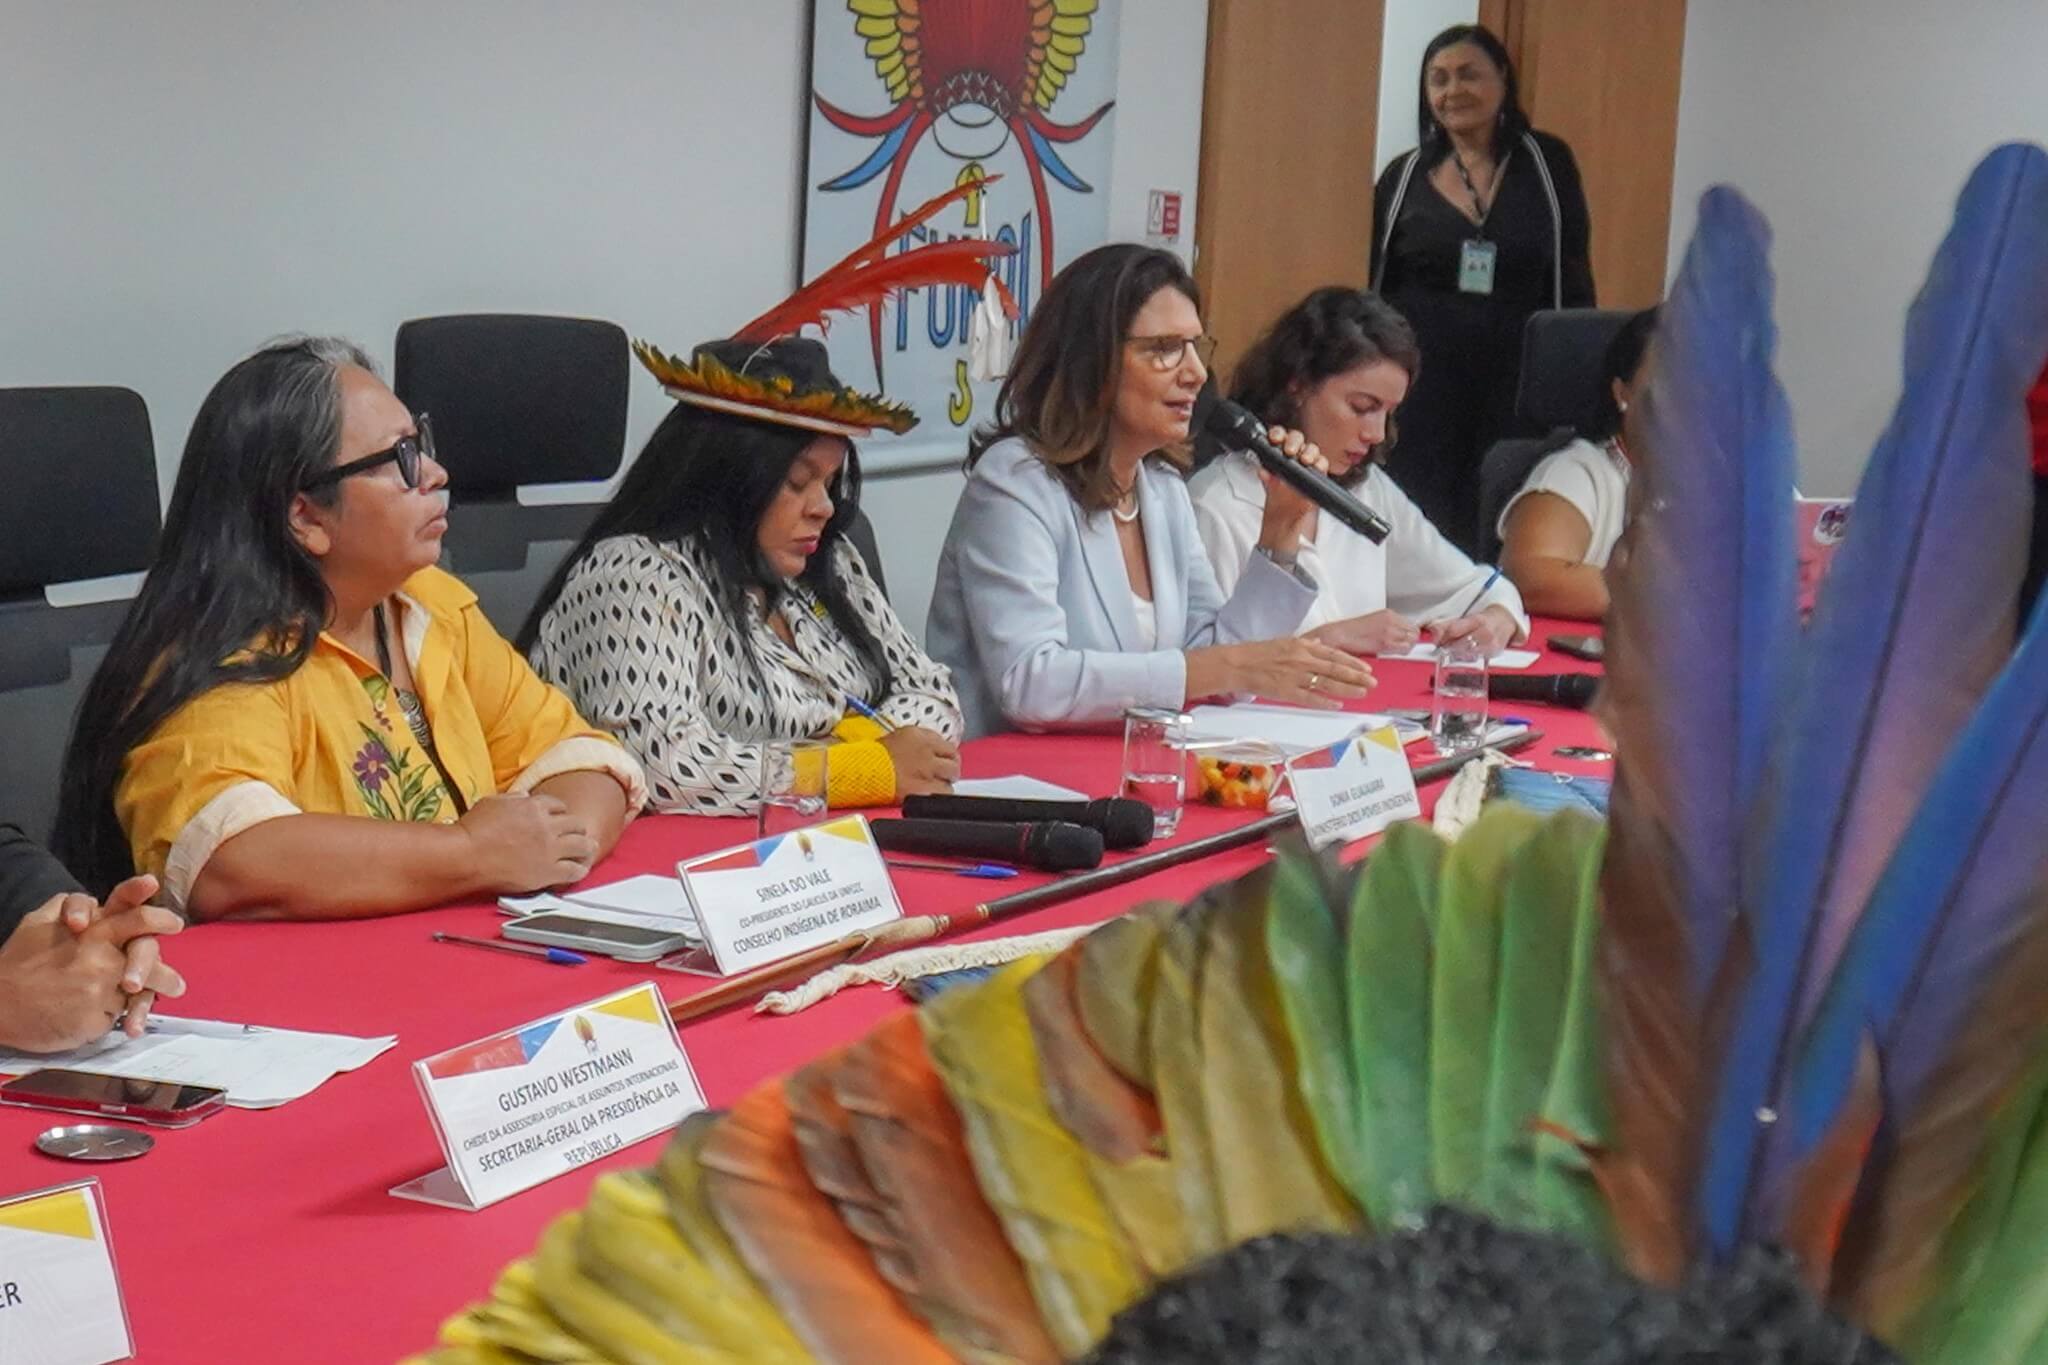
[0,387,160,842]
[1476,308,1633,562]
[393,314,630,634]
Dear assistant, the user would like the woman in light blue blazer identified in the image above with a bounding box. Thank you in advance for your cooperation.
[927,244,1376,737]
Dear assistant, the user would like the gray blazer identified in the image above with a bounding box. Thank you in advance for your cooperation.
[926,436,1319,737]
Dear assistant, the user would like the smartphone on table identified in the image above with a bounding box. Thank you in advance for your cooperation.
[0,1069,228,1128]
[501,913,693,963]
[1548,633,1606,663]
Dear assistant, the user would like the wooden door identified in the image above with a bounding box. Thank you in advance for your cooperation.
[1479,0,1688,308]
[1194,0,1386,377]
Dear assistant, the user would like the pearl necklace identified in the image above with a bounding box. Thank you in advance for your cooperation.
[1110,477,1140,524]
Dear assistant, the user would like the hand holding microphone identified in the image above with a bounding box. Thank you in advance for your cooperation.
[1205,398,1394,545]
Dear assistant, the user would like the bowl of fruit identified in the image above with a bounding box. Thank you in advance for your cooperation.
[1193,748,1286,810]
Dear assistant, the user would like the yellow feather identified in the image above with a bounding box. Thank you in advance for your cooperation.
[920,957,1147,1357]
[536,1212,728,1365]
[1198,866,1363,1242]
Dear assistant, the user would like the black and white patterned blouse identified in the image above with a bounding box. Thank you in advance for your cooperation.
[528,533,961,815]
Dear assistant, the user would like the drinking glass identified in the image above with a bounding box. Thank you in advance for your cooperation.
[1121,707,1189,838]
[1431,638,1491,754]
[757,739,829,840]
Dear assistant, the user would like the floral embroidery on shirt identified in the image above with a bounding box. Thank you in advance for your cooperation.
[349,724,446,823]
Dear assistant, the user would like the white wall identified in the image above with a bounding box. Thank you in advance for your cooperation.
[1376,0,1478,173]
[1667,0,2048,495]
[0,0,1206,640]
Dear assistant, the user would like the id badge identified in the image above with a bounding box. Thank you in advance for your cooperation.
[1458,238,1498,295]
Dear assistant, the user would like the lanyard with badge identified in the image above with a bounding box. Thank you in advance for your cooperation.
[1452,146,1511,295]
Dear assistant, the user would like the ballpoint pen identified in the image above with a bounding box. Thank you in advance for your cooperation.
[1453,566,1505,620]
[884,859,1021,880]
[842,694,899,731]
[431,931,586,965]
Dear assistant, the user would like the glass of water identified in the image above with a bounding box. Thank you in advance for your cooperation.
[1431,637,1491,754]
[1122,707,1190,839]
[758,739,829,840]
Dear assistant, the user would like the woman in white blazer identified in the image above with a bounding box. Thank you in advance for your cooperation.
[927,245,1374,738]
[1191,288,1528,658]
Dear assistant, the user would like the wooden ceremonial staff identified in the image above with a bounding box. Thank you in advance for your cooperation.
[666,728,1544,1025]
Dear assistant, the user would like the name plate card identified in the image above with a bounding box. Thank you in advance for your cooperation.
[1286,727,1422,851]
[677,814,904,976]
[0,1179,132,1364]
[391,983,704,1211]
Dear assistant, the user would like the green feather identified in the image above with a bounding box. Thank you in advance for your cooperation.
[1346,819,1444,1226]
[1266,849,1368,1211]
[1429,805,1545,1207]
[1529,816,1615,1253]
[1904,1049,2048,1361]
[1480,810,1612,1247]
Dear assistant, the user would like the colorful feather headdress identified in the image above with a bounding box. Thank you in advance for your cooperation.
[635,179,1017,436]
[412,144,2048,1363]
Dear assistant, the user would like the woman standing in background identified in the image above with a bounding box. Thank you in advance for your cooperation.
[1373,23,1595,555]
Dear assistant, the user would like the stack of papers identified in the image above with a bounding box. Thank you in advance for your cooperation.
[0,1017,396,1109]
[502,873,703,941]
[1377,642,1543,669]
[1183,704,1426,756]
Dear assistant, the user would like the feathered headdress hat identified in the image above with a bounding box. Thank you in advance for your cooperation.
[634,179,1017,436]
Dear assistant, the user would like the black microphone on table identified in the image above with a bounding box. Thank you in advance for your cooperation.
[1487,672,1601,710]
[1204,398,1393,544]
[870,818,1104,873]
[900,794,1156,850]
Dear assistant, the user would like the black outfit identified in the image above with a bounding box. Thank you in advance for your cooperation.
[1,823,80,942]
[2024,471,2048,623]
[1373,129,1595,554]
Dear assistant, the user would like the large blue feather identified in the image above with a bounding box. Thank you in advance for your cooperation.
[1789,579,2048,1156]
[1600,186,1799,1002]
[1591,187,1798,1273]
[1697,143,2048,1256]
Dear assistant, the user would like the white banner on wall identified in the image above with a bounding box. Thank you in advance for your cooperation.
[803,0,1123,472]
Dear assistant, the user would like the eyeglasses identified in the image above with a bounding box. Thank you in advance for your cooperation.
[1126,333,1218,373]
[302,413,435,491]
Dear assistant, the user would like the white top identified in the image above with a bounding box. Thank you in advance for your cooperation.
[1190,453,1528,634]
[529,534,961,815]
[1497,437,1632,568]
[1129,595,1159,650]
[926,436,1320,737]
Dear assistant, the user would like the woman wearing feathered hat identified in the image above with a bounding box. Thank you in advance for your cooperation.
[522,189,1002,816]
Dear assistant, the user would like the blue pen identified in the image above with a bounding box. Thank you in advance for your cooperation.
[843,694,898,732]
[1454,566,1505,620]
[432,931,586,966]
[886,859,1021,880]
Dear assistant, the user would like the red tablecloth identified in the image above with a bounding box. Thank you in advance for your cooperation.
[0,630,1606,1363]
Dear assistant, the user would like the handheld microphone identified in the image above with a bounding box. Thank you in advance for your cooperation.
[899,794,1156,850]
[870,818,1105,873]
[1205,398,1393,544]
[1487,673,1601,710]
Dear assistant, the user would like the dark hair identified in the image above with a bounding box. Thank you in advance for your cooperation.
[969,243,1201,512]
[1229,288,1422,486]
[54,336,373,892]
[515,394,892,696]
[1586,306,1660,441]
[1417,24,1531,165]
[1084,1209,1898,1364]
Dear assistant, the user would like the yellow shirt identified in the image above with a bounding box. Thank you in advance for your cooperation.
[117,567,646,910]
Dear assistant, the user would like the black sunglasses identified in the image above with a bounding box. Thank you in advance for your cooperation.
[302,413,435,491]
